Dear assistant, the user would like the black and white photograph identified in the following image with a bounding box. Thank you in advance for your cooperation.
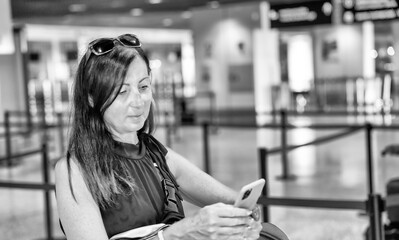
[1,0,399,240]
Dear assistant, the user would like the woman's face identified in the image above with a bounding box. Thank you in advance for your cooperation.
[103,56,152,143]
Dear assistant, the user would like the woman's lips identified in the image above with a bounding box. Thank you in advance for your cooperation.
[129,112,143,117]
[128,114,143,121]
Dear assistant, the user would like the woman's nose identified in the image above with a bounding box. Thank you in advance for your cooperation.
[129,91,144,107]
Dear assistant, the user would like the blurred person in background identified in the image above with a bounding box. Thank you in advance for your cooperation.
[54,33,262,240]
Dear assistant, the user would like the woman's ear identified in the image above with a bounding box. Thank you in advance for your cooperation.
[88,95,94,108]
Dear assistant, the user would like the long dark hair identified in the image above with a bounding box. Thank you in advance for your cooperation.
[66,43,154,209]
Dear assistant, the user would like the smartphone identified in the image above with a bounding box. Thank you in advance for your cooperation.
[234,179,265,209]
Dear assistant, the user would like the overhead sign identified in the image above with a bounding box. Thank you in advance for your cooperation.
[269,0,334,28]
[342,0,399,23]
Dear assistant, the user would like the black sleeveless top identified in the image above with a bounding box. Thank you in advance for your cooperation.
[59,133,185,238]
[102,133,185,238]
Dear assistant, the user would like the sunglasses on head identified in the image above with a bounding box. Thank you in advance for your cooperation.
[87,34,142,56]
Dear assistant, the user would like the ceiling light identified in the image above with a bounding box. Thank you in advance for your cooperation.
[387,46,395,56]
[68,4,87,13]
[130,8,144,16]
[371,49,378,59]
[148,0,163,4]
[150,59,162,69]
[181,11,192,19]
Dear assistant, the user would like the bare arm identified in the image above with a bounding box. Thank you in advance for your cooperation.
[162,148,262,240]
[55,158,109,240]
[165,147,237,207]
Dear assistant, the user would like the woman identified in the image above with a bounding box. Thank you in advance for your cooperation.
[55,34,262,240]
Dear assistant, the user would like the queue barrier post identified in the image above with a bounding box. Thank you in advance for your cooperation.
[365,123,385,240]
[258,147,269,222]
[281,110,288,179]
[57,113,65,156]
[202,122,211,175]
[366,123,375,194]
[367,194,385,240]
[5,111,12,167]
[277,110,295,180]
[42,142,53,240]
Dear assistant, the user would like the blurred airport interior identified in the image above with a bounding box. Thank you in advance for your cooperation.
[1,0,399,239]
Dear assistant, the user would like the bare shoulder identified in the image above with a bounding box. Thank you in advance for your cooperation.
[54,157,69,182]
[54,157,67,175]
[54,158,107,239]
[55,155,79,170]
[55,156,81,182]
[54,155,92,203]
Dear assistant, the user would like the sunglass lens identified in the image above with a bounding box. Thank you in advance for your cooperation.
[92,39,114,54]
[119,34,141,47]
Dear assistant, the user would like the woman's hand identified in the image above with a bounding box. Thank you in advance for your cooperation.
[245,206,263,240]
[164,203,262,240]
[243,217,262,240]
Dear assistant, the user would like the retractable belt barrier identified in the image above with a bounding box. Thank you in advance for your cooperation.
[0,143,56,240]
[2,109,398,240]
[0,110,67,240]
[188,110,399,240]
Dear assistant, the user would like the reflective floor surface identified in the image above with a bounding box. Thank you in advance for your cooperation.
[1,114,399,240]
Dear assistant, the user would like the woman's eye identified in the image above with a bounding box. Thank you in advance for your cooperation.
[140,85,149,91]
[118,90,127,95]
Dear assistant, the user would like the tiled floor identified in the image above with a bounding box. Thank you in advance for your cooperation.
[1,114,399,239]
